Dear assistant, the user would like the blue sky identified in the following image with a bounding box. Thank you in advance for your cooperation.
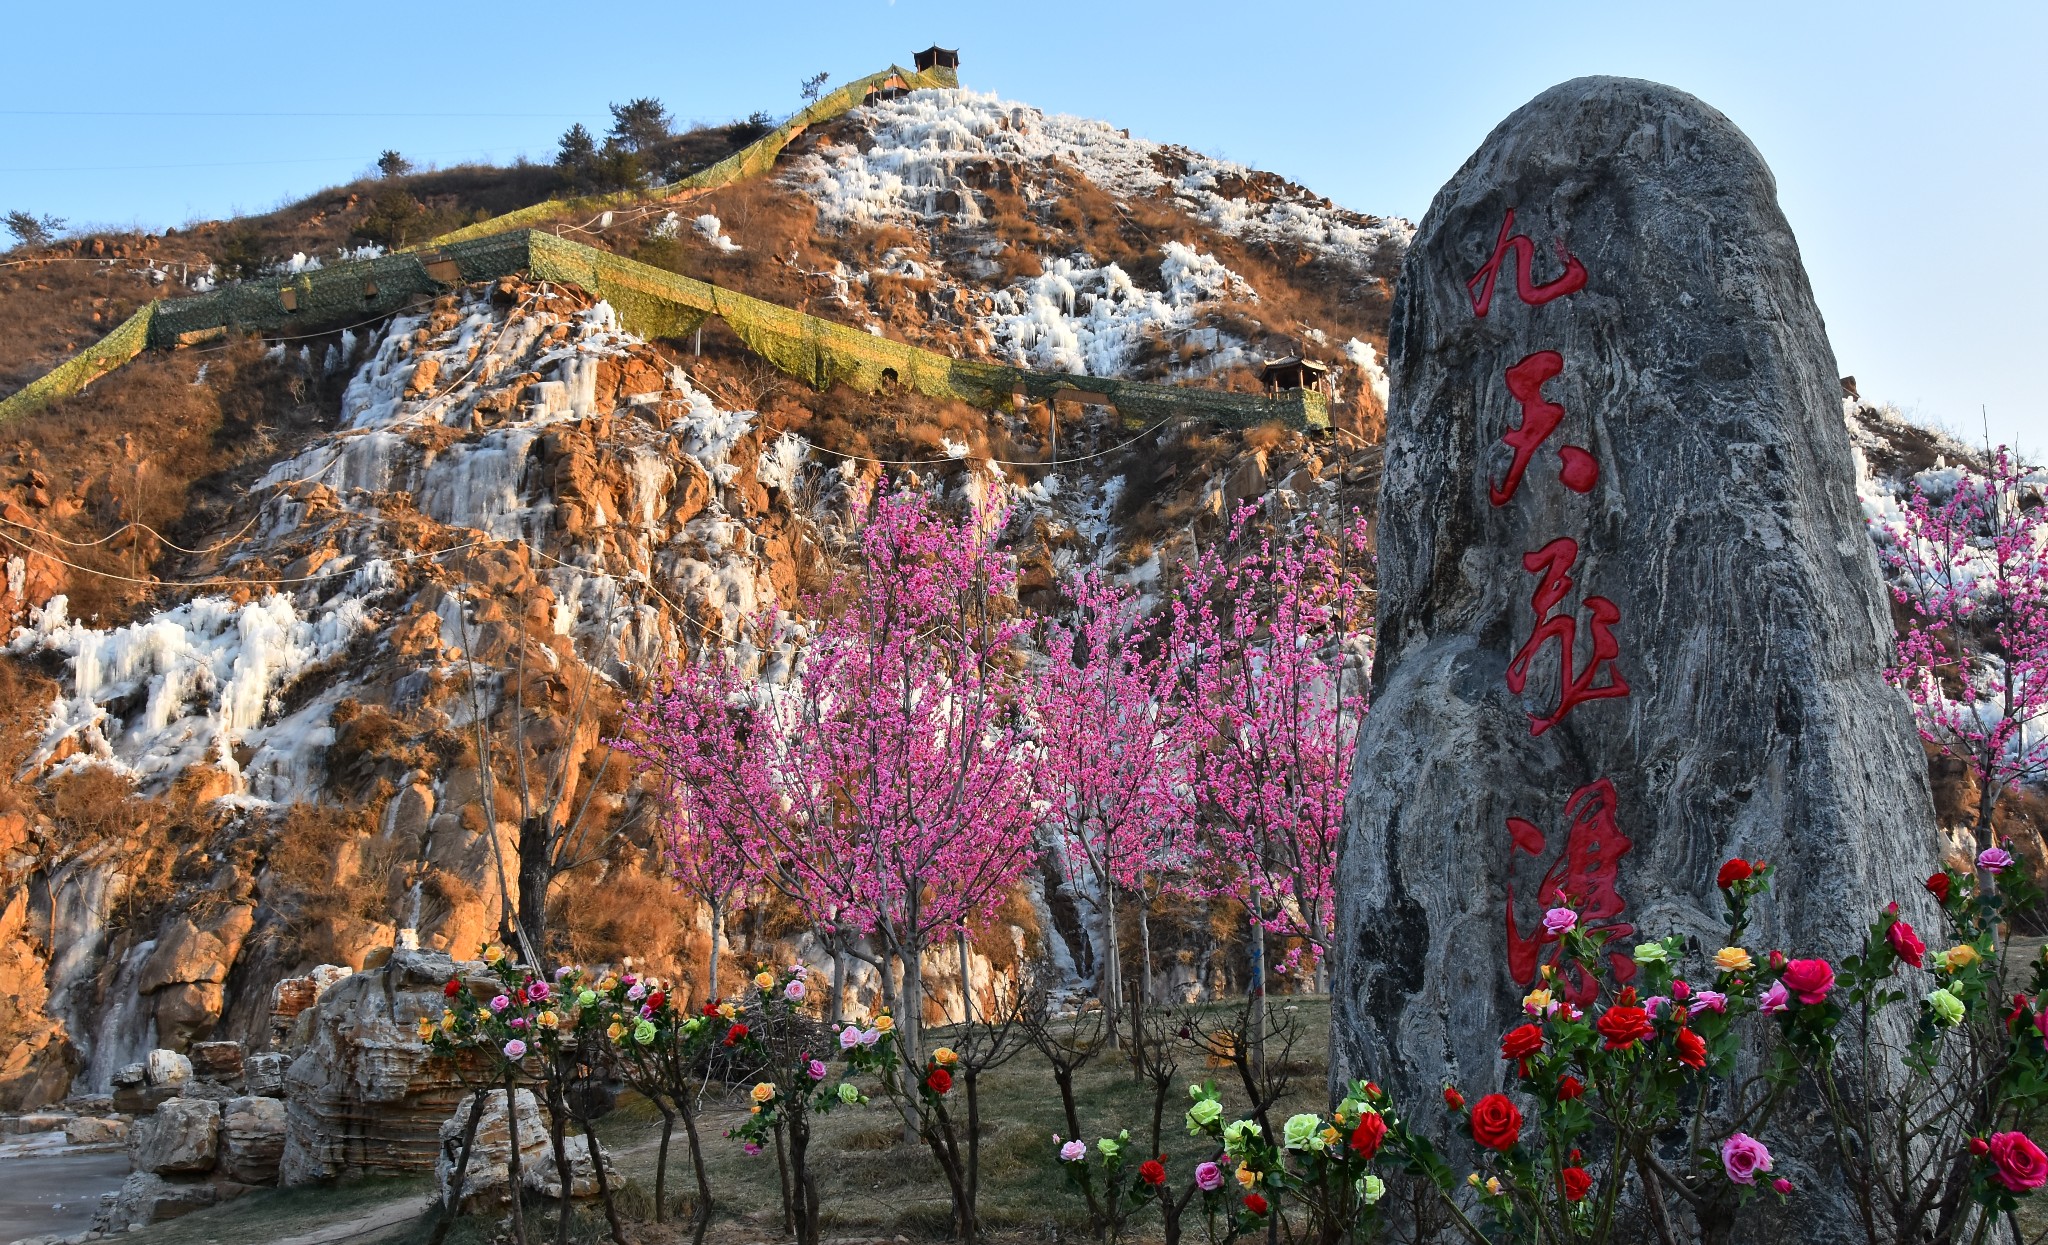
[4,1,2040,450]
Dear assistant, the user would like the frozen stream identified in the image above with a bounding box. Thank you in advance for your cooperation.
[0,1132,128,1243]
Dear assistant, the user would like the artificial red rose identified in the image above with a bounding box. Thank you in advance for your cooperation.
[1443,1086,1465,1111]
[1926,872,1953,904]
[1987,1132,2048,1192]
[1350,1112,1386,1159]
[703,1002,722,1017]
[1500,1023,1544,1064]
[1244,1193,1268,1216]
[723,1022,749,1047]
[443,979,461,997]
[1467,1093,1523,1152]
[1674,1027,1708,1069]
[1139,1159,1167,1187]
[1716,859,1753,888]
[2009,995,2033,1031]
[1596,1005,1654,1050]
[926,1067,953,1095]
[1971,1137,1992,1156]
[648,990,665,1010]
[1886,920,1926,969]
[1768,950,1787,972]
[1556,1075,1585,1101]
[1782,959,1836,1005]
[1560,1166,1592,1202]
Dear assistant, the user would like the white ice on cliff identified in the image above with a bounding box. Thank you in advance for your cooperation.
[792,87,1410,275]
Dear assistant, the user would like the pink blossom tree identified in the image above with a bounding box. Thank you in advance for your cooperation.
[1161,506,1372,1071]
[1034,570,1185,1048]
[623,486,1041,1072]
[619,655,764,1005]
[1876,447,2048,872]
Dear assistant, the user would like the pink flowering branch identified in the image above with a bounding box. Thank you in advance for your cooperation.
[1875,447,2048,850]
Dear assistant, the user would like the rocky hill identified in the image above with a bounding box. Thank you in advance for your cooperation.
[0,80,1406,1111]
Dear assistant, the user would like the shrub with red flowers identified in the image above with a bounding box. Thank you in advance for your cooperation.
[723,966,891,1245]
[1782,860,2048,1241]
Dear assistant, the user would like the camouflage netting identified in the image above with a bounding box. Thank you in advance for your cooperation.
[424,64,960,250]
[1,230,1323,432]
[0,301,156,425]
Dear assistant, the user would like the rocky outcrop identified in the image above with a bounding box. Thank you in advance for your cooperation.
[129,1097,219,1174]
[436,1088,549,1211]
[219,1095,287,1184]
[278,948,478,1185]
[1331,76,1936,1237]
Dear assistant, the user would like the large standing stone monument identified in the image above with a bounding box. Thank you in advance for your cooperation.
[1331,77,1935,1102]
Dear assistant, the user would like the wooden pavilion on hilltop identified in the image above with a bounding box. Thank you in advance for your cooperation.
[1259,355,1332,397]
[915,46,960,72]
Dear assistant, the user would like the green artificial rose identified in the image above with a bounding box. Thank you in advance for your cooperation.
[577,990,597,1008]
[1360,1173,1386,1206]
[837,1082,861,1105]
[632,1019,657,1045]
[1186,1097,1224,1133]
[1632,942,1670,966]
[1927,987,1965,1027]
[1098,1133,1124,1158]
[1223,1119,1263,1158]
[1283,1113,1323,1150]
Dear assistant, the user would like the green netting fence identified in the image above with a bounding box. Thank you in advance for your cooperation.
[0,301,157,423]
[424,63,958,250]
[0,229,1323,432]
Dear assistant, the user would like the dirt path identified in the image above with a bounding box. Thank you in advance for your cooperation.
[263,1196,434,1245]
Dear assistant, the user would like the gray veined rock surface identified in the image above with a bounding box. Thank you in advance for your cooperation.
[1330,73,1936,1213]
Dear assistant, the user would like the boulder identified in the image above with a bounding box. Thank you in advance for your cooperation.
[187,1040,245,1083]
[219,1095,287,1184]
[152,981,225,1048]
[270,964,350,1050]
[136,919,229,994]
[144,1048,192,1088]
[435,1088,550,1211]
[524,1132,621,1201]
[130,1096,219,1174]
[278,948,487,1185]
[243,1052,288,1097]
[63,1115,128,1146]
[110,1063,172,1116]
[1330,75,1935,1239]
[106,1171,217,1229]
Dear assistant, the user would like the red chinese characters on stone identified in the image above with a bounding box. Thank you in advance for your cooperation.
[1490,351,1599,506]
[1506,538,1629,736]
[1504,778,1637,1003]
[1467,207,1588,318]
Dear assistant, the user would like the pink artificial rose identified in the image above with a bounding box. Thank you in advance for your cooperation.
[1979,847,2016,874]
[1759,982,1789,1013]
[1772,1177,1794,1195]
[1671,979,1692,1002]
[785,980,807,1002]
[1886,920,1926,969]
[1988,1131,2048,1192]
[839,1026,861,1050]
[1060,1140,1088,1162]
[488,994,510,1013]
[526,980,551,1002]
[1195,1161,1224,1191]
[1721,1132,1773,1185]
[503,1039,527,1059]
[1781,959,1835,1005]
[1689,990,1728,1015]
[1542,907,1577,935]
[808,1059,828,1080]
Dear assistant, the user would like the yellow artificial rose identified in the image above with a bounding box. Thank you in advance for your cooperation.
[608,1022,625,1041]
[718,1002,739,1020]
[932,1047,959,1067]
[1236,1164,1257,1189]
[875,1014,895,1032]
[1523,987,1552,1011]
[475,1009,491,1024]
[751,1081,777,1102]
[1715,947,1753,972]
[415,1017,435,1040]
[1320,1126,1341,1147]
[483,943,505,964]
[750,1105,761,1115]
[1486,1177,1504,1197]
[440,1012,455,1033]
[596,974,618,992]
[537,1010,559,1029]
[755,971,776,990]
[1944,945,1980,972]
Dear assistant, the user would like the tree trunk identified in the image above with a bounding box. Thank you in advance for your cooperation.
[584,1122,628,1245]
[773,1119,795,1235]
[957,929,974,1024]
[426,1087,488,1245]
[504,1078,530,1245]
[678,1090,714,1245]
[653,1106,674,1223]
[546,1084,574,1245]
[899,944,924,1070]
[707,897,722,1005]
[1249,915,1267,1087]
[516,815,552,969]
[830,945,847,1026]
[1102,884,1121,1050]
[1138,901,1154,1008]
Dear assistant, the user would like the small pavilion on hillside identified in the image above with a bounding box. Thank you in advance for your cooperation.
[915,46,960,71]
[1259,355,1332,397]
